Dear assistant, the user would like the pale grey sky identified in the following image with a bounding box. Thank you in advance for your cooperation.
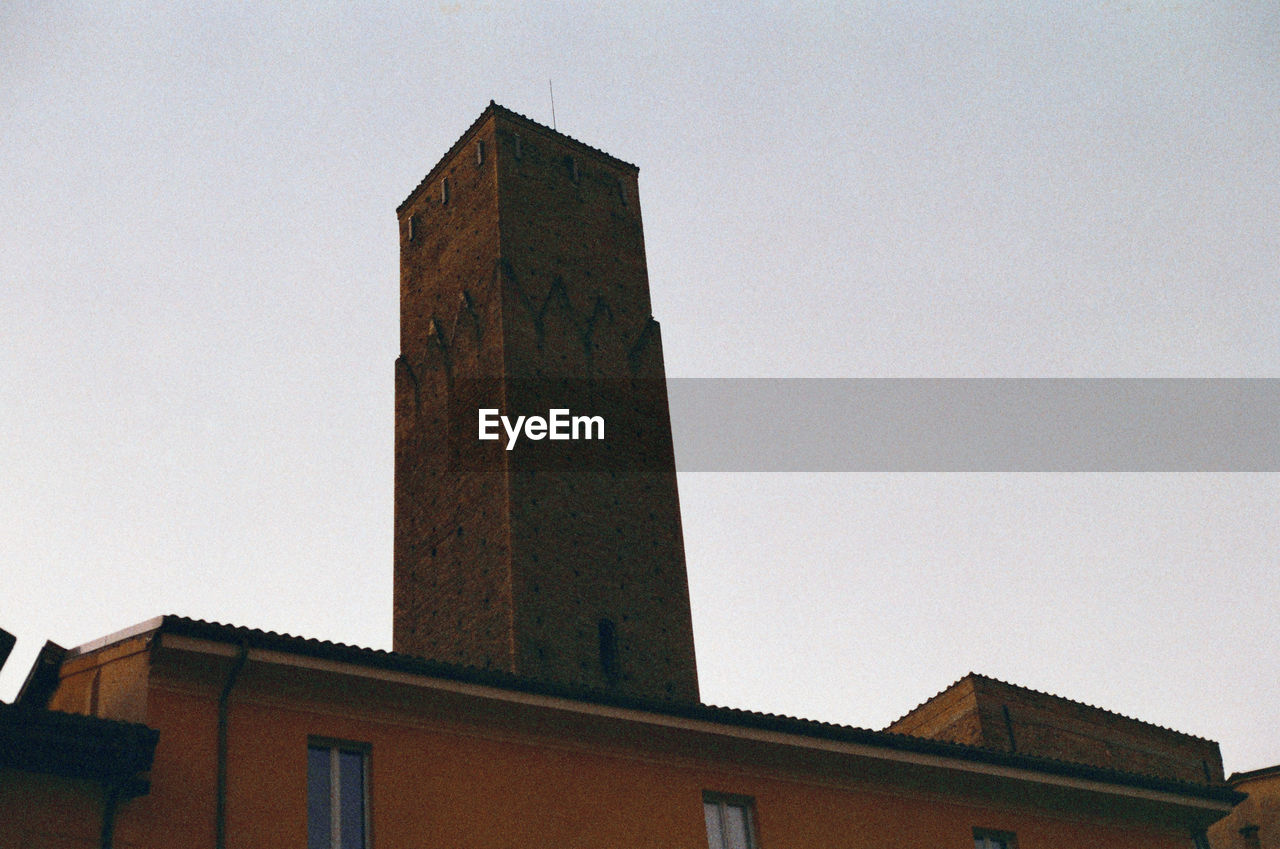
[3,2,1278,771]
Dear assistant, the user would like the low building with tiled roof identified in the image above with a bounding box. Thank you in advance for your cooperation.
[1208,764,1280,849]
[887,672,1225,786]
[0,633,158,848]
[39,614,1239,848]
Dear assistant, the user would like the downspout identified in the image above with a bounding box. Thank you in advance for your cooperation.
[216,641,249,849]
[99,783,120,849]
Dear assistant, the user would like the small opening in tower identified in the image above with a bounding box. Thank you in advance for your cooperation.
[568,156,580,183]
[514,134,522,159]
[598,618,619,685]
[441,178,450,205]
[476,140,485,166]
[88,671,100,717]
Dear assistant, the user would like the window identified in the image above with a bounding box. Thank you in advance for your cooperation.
[476,139,485,165]
[441,178,450,205]
[308,742,368,849]
[598,618,619,683]
[974,828,1016,849]
[704,793,755,849]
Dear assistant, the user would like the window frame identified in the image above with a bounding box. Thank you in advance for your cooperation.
[307,737,371,849]
[703,791,757,849]
[973,827,1017,849]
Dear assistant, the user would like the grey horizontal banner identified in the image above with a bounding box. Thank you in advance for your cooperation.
[666,379,1280,472]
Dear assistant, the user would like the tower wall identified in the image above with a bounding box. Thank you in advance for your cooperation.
[393,105,699,702]
[395,110,515,672]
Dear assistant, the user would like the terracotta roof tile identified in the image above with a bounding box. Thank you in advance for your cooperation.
[94,615,1244,805]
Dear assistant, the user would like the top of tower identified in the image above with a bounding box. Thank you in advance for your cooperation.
[397,101,639,214]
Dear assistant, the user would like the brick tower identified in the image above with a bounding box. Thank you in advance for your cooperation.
[393,103,699,703]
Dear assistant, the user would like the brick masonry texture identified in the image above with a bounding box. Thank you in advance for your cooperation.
[393,105,700,703]
[887,673,1225,785]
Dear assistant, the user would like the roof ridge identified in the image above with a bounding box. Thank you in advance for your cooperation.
[888,672,1214,743]
[884,671,978,727]
[967,672,1217,743]
[1228,763,1280,784]
[396,100,638,213]
[486,101,638,171]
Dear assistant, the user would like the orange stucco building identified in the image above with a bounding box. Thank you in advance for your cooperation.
[1208,766,1280,849]
[22,615,1235,849]
[1,104,1246,848]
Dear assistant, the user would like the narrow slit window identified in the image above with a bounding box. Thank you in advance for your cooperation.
[514,134,522,159]
[476,140,485,165]
[441,178,450,205]
[598,618,619,683]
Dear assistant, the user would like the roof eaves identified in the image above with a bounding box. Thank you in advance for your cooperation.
[145,615,1241,806]
[1228,763,1280,785]
[0,703,159,785]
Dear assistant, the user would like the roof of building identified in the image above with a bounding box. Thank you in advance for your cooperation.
[397,100,639,214]
[891,671,1217,743]
[75,614,1242,806]
[0,702,158,793]
[1228,763,1280,785]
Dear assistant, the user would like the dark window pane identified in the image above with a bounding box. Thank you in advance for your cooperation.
[339,750,366,849]
[598,618,619,681]
[307,747,332,849]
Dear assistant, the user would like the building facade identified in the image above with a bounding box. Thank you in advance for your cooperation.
[1208,766,1280,849]
[2,104,1245,849]
[39,615,1238,849]
[888,673,1226,785]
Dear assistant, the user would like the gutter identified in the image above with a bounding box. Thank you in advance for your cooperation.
[153,628,1242,814]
